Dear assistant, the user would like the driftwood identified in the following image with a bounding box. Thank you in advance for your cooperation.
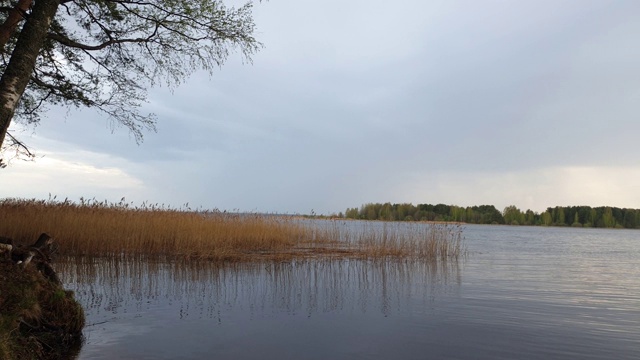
[3,233,61,284]
[0,236,13,259]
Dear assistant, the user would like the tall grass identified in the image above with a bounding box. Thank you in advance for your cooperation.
[0,198,464,261]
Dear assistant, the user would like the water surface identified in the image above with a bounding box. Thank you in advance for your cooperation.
[60,224,640,359]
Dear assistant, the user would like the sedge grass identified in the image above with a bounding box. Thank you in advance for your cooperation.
[0,198,465,261]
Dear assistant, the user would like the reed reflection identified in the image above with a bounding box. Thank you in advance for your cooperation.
[58,257,462,324]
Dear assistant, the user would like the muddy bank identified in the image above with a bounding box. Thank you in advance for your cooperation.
[0,235,84,359]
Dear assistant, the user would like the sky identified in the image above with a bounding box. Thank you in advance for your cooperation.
[2,0,640,215]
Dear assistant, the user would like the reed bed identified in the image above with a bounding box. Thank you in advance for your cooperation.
[306,220,465,260]
[0,198,464,261]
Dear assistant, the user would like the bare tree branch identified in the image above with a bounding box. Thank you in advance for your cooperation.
[47,32,157,51]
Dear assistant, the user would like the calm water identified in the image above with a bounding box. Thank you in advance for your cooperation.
[58,224,640,359]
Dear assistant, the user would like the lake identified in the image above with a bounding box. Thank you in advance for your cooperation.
[58,223,640,359]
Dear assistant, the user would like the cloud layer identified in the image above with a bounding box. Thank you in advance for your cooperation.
[3,0,640,214]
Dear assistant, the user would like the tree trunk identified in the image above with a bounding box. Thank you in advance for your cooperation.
[0,0,60,149]
[0,0,33,50]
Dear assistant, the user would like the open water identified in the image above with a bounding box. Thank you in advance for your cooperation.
[59,223,640,359]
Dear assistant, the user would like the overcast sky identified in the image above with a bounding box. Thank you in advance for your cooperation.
[2,0,640,215]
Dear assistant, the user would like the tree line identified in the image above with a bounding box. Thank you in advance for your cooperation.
[342,203,640,229]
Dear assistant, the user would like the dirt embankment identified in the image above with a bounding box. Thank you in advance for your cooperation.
[0,235,84,359]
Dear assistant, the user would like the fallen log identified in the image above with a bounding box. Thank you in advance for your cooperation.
[0,237,12,259]
[8,233,60,284]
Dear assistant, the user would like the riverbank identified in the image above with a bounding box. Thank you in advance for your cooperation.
[0,259,84,359]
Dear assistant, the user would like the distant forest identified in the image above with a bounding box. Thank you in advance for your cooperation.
[341,203,640,229]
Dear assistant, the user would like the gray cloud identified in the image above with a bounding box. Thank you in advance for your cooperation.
[3,0,640,213]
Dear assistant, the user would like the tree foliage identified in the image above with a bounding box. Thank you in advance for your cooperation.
[344,202,505,225]
[344,202,640,229]
[0,0,261,158]
[503,205,524,225]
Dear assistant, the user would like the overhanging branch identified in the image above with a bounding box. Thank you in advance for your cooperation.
[47,31,157,51]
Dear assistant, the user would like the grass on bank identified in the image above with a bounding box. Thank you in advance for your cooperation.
[0,260,84,360]
[0,198,464,261]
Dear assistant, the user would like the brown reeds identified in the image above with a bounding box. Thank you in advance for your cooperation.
[0,198,465,261]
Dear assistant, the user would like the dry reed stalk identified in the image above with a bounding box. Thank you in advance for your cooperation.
[0,198,464,261]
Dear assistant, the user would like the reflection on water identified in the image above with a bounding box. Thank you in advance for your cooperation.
[58,257,462,359]
[60,258,461,323]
